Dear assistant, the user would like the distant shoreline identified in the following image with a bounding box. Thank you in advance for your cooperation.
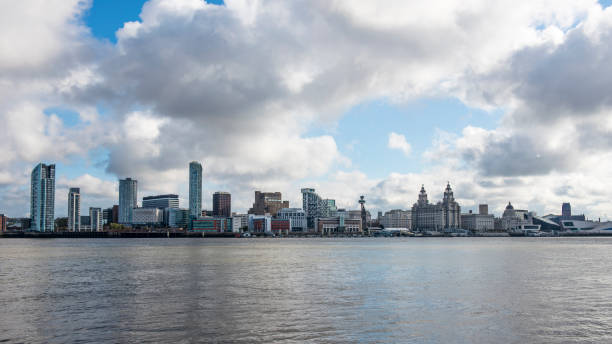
[2,231,612,239]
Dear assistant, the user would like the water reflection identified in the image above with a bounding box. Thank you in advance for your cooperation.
[1,238,612,343]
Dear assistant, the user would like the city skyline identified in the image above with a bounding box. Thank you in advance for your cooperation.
[5,3,612,343]
[6,160,593,223]
[2,1,612,220]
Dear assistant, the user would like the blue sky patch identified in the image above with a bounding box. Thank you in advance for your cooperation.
[44,107,82,127]
[317,98,502,179]
[85,0,225,43]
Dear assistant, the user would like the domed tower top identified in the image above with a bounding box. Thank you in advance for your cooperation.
[443,182,454,202]
[418,185,428,206]
[503,202,515,218]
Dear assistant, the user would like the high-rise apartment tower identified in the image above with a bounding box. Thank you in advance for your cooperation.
[30,163,55,231]
[189,161,203,217]
[119,178,138,224]
[67,187,81,232]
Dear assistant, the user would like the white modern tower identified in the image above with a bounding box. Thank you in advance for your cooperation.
[119,178,138,224]
[189,161,202,217]
[67,187,81,232]
[30,163,55,232]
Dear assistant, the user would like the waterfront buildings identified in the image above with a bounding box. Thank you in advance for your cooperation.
[30,163,55,232]
[89,207,103,231]
[15,158,604,235]
[167,208,190,228]
[441,183,461,230]
[411,185,444,231]
[67,187,81,232]
[119,178,138,224]
[500,202,533,231]
[80,216,91,231]
[532,215,561,231]
[546,203,586,224]
[461,206,494,232]
[347,210,372,225]
[276,208,307,231]
[558,219,612,233]
[248,214,272,232]
[324,199,337,217]
[315,210,362,234]
[103,208,112,225]
[111,205,119,223]
[142,194,179,209]
[132,208,163,225]
[248,216,290,234]
[191,217,232,232]
[232,213,249,231]
[271,219,290,234]
[231,217,242,232]
[301,188,334,230]
[213,192,231,217]
[189,161,203,218]
[379,209,412,229]
[248,191,289,217]
[411,183,461,232]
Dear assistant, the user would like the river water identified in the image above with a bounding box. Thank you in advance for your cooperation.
[1,237,612,343]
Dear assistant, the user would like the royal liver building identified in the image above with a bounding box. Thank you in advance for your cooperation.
[411,183,461,232]
[441,182,461,230]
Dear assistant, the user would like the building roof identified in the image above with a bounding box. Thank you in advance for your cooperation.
[143,194,178,200]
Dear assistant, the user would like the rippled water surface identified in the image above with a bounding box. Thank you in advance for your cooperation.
[2,238,612,343]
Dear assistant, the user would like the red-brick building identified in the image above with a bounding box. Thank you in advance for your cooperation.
[271,219,290,234]
[251,218,268,232]
[247,191,289,216]
[191,217,232,232]
[213,192,231,217]
[111,205,119,224]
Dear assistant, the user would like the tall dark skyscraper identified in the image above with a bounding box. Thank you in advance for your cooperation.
[189,161,203,217]
[213,192,231,217]
[562,202,571,218]
[30,163,55,232]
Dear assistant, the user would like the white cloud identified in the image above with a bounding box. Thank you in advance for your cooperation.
[388,132,412,156]
[55,174,118,216]
[4,0,612,221]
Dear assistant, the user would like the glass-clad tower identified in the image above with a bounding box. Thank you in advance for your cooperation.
[189,161,203,217]
[119,178,138,224]
[30,163,55,231]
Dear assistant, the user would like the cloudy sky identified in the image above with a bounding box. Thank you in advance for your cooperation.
[2,0,612,219]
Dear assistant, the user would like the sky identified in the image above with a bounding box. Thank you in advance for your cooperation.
[2,0,612,220]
